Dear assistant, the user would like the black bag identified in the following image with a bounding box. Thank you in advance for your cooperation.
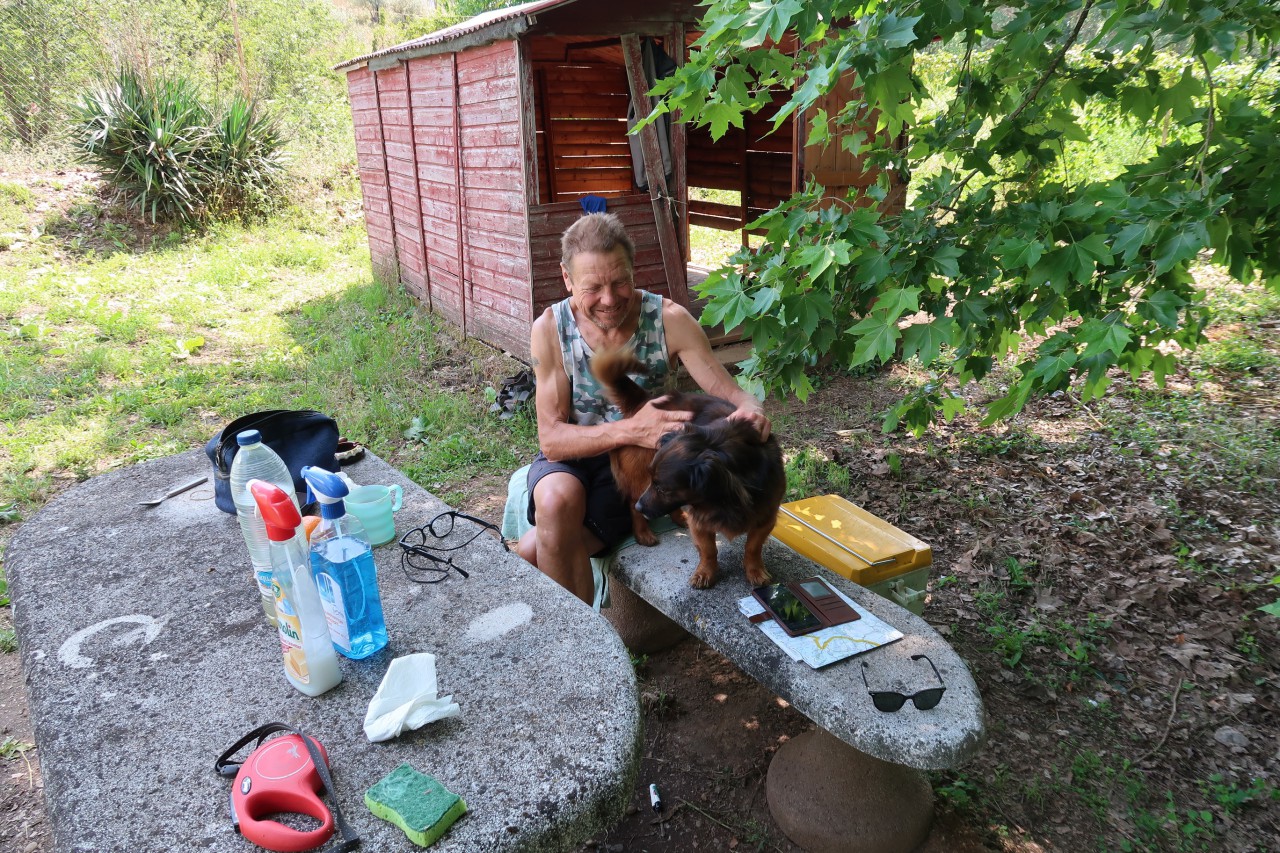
[205,410,340,515]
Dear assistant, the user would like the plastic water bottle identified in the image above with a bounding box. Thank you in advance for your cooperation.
[230,430,297,627]
[302,467,388,659]
[250,480,342,697]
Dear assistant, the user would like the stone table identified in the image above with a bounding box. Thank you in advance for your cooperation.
[7,450,639,852]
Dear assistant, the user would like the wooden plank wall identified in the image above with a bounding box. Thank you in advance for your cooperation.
[686,102,794,229]
[347,68,399,283]
[455,41,532,356]
[407,53,463,327]
[533,62,634,204]
[528,194,667,318]
[351,42,533,360]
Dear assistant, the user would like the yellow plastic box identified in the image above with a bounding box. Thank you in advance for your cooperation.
[771,495,933,615]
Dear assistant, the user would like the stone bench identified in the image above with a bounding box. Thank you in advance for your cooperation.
[6,450,640,852]
[607,528,987,853]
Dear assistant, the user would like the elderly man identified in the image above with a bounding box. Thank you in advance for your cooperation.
[516,213,770,604]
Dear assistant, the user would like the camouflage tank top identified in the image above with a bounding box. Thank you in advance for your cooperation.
[553,290,669,426]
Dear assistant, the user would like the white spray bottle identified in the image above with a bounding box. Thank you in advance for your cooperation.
[249,479,342,697]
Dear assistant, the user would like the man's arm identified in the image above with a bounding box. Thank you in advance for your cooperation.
[663,300,771,440]
[531,310,693,461]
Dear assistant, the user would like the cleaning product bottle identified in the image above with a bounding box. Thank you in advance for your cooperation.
[301,466,388,660]
[250,480,343,697]
[230,430,297,627]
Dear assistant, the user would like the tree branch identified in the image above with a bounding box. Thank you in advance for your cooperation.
[930,0,1098,212]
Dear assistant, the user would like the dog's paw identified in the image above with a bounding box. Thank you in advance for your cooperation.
[689,566,718,589]
[744,565,771,587]
[635,527,659,547]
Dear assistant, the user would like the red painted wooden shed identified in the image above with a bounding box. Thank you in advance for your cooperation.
[336,0,902,360]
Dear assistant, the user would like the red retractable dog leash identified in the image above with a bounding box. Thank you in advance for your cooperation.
[215,723,360,852]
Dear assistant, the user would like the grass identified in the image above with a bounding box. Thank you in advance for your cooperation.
[0,175,536,520]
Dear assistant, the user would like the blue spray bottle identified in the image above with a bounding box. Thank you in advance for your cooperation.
[301,466,388,659]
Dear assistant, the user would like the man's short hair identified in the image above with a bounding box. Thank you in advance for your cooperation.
[561,213,635,272]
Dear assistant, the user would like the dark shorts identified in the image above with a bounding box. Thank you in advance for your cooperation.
[526,452,633,553]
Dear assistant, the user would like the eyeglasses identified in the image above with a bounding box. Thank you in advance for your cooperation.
[398,510,508,584]
[860,654,946,712]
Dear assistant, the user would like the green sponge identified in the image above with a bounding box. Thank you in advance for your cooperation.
[365,763,467,847]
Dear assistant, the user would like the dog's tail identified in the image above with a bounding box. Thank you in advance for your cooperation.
[590,347,651,416]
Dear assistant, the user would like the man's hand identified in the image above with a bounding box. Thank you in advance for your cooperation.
[632,396,694,448]
[728,405,771,442]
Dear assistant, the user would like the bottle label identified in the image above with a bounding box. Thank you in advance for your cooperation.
[255,568,274,601]
[314,571,352,651]
[273,578,309,684]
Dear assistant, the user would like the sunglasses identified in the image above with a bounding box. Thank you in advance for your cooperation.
[861,654,946,712]
[398,510,508,584]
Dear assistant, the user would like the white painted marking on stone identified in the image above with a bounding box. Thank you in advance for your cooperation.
[58,614,170,669]
[464,602,533,643]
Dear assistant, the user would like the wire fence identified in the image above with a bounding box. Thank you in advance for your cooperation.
[0,0,106,147]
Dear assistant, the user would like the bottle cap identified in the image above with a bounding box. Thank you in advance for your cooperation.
[236,429,262,447]
[249,480,302,541]
[301,466,348,520]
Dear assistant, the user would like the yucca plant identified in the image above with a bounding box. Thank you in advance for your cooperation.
[74,69,213,223]
[73,67,289,224]
[209,96,288,216]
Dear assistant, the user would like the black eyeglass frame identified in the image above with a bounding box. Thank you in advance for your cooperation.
[397,510,508,584]
[860,654,947,712]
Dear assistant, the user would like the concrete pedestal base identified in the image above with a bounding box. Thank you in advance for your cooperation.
[602,577,689,655]
[767,728,934,853]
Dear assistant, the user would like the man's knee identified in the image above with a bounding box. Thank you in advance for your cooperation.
[532,472,587,527]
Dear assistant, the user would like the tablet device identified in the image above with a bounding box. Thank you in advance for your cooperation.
[751,576,860,637]
[751,583,822,636]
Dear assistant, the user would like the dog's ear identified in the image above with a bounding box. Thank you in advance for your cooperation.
[691,449,751,507]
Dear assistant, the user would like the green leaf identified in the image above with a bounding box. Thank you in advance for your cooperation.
[742,0,804,49]
[900,316,956,367]
[872,287,921,320]
[1112,223,1152,264]
[848,314,901,367]
[1078,320,1132,358]
[1154,224,1208,275]
[1139,290,1186,328]
[929,245,964,279]
[994,236,1044,271]
[877,13,921,48]
[702,100,746,140]
[806,108,830,147]
[954,294,991,329]
[1028,350,1077,385]
[941,396,966,422]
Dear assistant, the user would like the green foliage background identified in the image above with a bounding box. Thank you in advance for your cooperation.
[649,0,1280,433]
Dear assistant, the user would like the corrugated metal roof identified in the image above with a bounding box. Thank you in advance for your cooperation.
[335,0,581,70]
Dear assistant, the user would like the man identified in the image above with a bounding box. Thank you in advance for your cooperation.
[516,213,770,604]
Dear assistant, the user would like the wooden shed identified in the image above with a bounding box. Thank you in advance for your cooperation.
[337,0,902,360]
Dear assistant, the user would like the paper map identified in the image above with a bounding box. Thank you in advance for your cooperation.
[739,585,903,668]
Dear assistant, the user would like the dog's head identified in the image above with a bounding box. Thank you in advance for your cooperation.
[634,422,752,519]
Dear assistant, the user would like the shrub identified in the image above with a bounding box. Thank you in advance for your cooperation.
[209,96,288,215]
[73,68,286,224]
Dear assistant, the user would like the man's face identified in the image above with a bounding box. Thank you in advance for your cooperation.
[562,248,636,333]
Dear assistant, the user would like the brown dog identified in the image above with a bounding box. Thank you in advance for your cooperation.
[591,348,785,588]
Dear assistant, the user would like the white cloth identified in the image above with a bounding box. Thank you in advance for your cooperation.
[363,653,460,742]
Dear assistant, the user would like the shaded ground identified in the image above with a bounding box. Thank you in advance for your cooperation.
[579,360,1280,852]
[3,167,1278,852]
